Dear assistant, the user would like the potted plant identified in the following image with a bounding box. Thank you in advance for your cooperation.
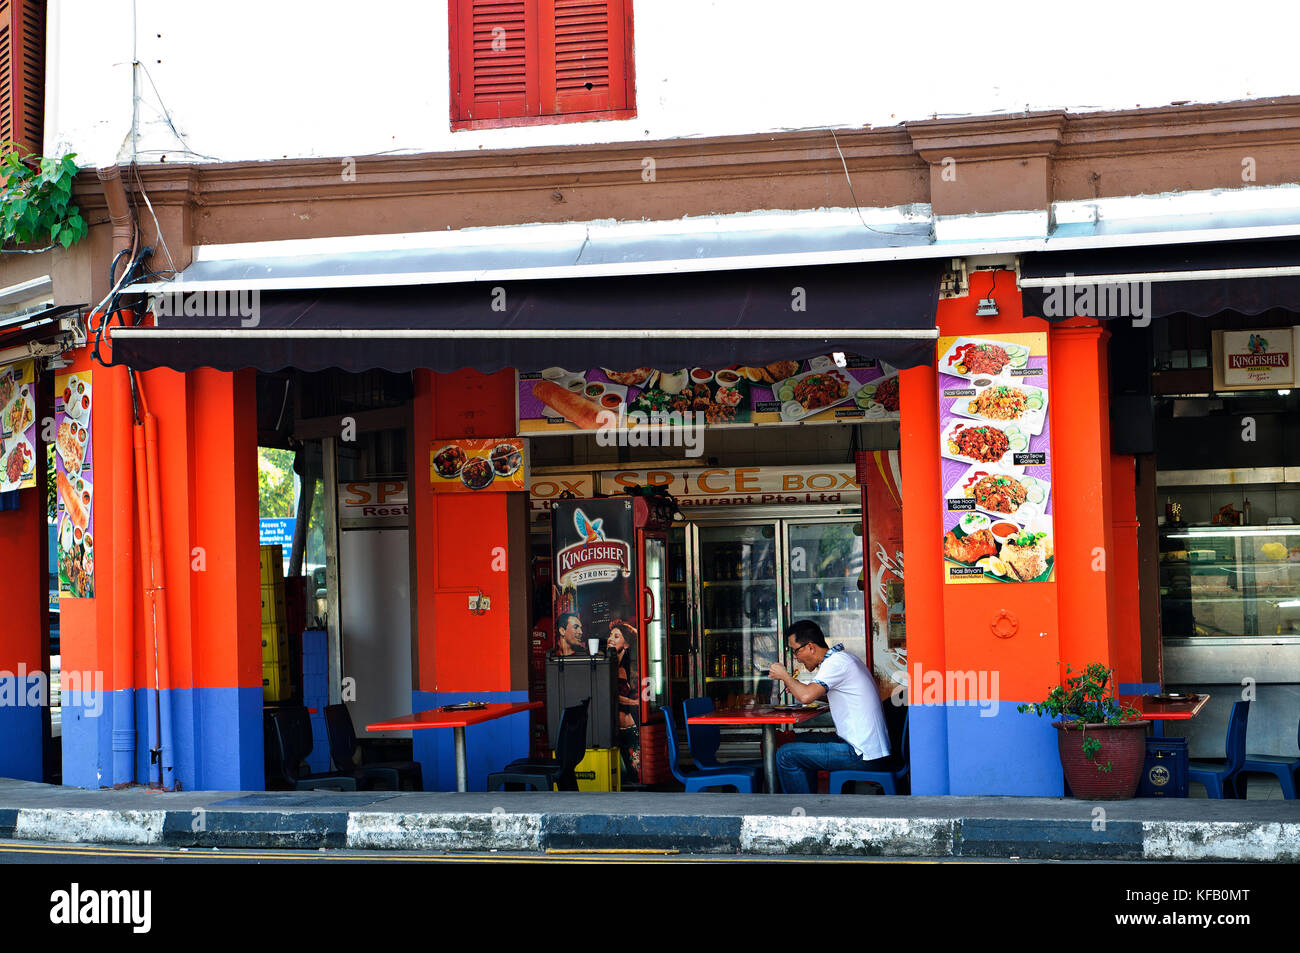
[1018,663,1148,799]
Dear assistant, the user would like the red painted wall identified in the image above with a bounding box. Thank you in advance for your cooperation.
[412,369,526,694]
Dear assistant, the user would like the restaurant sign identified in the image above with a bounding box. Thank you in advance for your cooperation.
[338,481,408,529]
[0,359,38,493]
[1215,328,1299,390]
[599,465,859,508]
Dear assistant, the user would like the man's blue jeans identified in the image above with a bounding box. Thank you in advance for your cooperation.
[776,736,892,794]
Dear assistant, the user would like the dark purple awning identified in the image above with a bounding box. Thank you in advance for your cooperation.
[110,260,943,373]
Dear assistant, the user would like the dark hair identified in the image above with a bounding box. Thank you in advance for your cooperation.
[785,619,827,649]
[556,612,580,633]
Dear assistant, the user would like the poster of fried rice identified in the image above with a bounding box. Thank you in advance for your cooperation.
[55,369,94,599]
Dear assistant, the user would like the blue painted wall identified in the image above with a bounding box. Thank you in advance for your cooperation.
[0,675,44,781]
[909,700,1064,796]
[411,690,530,791]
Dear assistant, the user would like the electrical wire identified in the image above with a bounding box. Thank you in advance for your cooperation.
[829,129,912,244]
[129,163,177,278]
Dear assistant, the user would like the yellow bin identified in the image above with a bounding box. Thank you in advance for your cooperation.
[561,747,621,792]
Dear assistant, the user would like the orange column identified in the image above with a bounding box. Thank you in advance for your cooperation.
[409,369,530,789]
[0,459,47,781]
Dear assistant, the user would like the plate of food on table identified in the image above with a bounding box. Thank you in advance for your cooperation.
[942,512,1055,582]
[938,337,1031,382]
[940,419,1029,468]
[950,381,1046,434]
[946,464,1050,521]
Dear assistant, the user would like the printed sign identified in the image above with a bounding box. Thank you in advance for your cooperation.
[430,438,527,493]
[600,464,859,509]
[528,472,594,521]
[55,369,94,598]
[338,481,408,528]
[1215,328,1298,390]
[0,359,38,492]
[863,451,906,689]
[518,355,899,435]
[259,517,296,548]
[938,334,1055,584]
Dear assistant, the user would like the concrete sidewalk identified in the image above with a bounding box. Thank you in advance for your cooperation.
[0,778,1295,860]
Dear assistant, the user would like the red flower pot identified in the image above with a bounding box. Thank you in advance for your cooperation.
[1054,720,1150,799]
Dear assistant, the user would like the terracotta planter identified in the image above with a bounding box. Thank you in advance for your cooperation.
[1054,720,1150,800]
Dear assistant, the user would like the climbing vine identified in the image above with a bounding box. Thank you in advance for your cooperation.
[0,147,87,250]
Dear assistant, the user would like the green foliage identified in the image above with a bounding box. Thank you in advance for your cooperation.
[258,447,297,518]
[0,147,88,250]
[46,443,56,522]
[1018,662,1140,773]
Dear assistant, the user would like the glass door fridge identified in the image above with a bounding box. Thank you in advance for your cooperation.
[694,521,783,709]
[638,529,670,721]
[783,518,867,666]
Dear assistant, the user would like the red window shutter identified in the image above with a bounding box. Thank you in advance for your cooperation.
[538,0,628,116]
[450,0,539,122]
[0,0,44,157]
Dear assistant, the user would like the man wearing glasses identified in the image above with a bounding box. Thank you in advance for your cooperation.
[767,620,892,794]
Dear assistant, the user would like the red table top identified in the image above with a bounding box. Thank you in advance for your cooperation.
[366,701,541,731]
[1120,693,1211,721]
[687,705,829,726]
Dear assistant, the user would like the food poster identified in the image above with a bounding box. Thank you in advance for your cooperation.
[517,355,900,435]
[0,359,39,492]
[864,450,906,690]
[429,437,526,493]
[55,369,95,598]
[938,333,1055,584]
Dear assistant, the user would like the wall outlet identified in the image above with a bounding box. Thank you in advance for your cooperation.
[479,596,491,611]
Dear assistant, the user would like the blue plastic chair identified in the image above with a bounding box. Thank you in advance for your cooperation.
[1238,714,1299,800]
[828,709,910,795]
[663,708,759,792]
[683,697,763,774]
[1188,700,1250,798]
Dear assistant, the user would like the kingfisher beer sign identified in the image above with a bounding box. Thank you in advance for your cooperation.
[1216,328,1299,389]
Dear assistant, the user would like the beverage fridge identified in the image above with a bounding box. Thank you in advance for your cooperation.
[677,512,866,714]
[551,494,678,784]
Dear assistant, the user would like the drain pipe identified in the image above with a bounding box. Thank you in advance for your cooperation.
[142,399,176,790]
[98,165,138,785]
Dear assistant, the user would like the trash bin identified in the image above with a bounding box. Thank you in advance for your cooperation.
[1138,737,1189,797]
[546,655,618,749]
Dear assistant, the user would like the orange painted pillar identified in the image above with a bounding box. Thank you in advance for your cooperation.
[899,359,950,793]
[1049,324,1118,671]
[409,368,531,790]
[0,453,48,781]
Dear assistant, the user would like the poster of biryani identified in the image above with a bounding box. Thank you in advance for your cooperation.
[0,359,39,492]
[517,355,899,435]
[937,333,1055,584]
[55,370,94,599]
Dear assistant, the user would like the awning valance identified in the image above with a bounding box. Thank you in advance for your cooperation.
[110,260,943,374]
[1020,238,1300,321]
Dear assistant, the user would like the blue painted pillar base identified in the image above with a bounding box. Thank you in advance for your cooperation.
[0,672,44,781]
[910,700,1065,796]
[411,690,530,792]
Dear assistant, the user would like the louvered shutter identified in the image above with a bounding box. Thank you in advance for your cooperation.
[538,0,627,116]
[0,0,44,156]
[451,0,539,122]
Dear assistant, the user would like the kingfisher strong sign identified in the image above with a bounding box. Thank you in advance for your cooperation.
[555,506,631,588]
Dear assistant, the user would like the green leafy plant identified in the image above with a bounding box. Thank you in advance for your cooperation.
[1018,663,1140,772]
[1,146,87,250]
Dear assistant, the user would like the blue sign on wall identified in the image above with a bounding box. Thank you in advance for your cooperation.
[259,517,296,548]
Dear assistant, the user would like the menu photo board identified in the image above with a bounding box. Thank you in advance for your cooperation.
[430,437,527,493]
[938,333,1055,585]
[55,369,95,598]
[0,359,39,492]
[517,355,900,436]
[1213,327,1299,391]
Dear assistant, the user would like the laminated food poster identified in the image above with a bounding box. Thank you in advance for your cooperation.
[517,355,900,435]
[55,369,94,598]
[0,359,39,492]
[938,333,1055,584]
[429,437,527,493]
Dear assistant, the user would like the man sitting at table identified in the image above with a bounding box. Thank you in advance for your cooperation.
[767,620,892,794]
[553,612,589,657]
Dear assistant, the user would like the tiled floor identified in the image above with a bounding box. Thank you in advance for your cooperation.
[1189,774,1288,799]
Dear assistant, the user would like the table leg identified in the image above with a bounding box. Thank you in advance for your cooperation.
[454,726,468,793]
[763,724,777,794]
